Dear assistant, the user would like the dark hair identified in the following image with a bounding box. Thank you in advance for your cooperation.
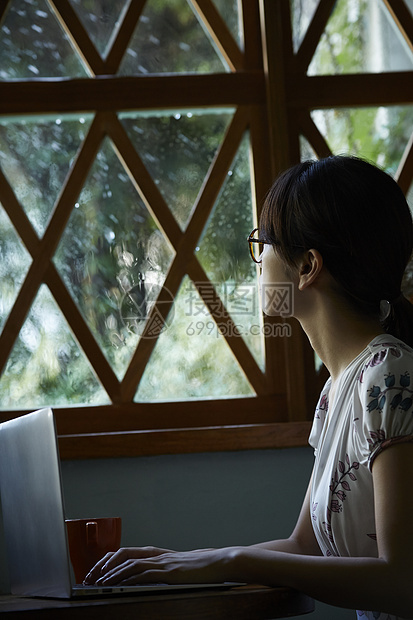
[259,155,413,346]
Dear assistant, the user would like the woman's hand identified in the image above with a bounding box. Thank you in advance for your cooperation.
[83,546,174,585]
[85,546,241,586]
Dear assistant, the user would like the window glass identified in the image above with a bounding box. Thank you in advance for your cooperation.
[0,284,109,409]
[212,0,243,48]
[290,0,319,53]
[311,106,413,172]
[54,136,175,381]
[135,276,254,402]
[309,0,413,75]
[0,114,93,237]
[134,132,262,401]
[69,0,128,56]
[0,206,32,338]
[117,0,229,75]
[299,135,318,161]
[197,132,264,369]
[0,106,258,407]
[0,0,88,79]
[120,110,234,230]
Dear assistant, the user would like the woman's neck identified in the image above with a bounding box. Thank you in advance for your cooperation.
[298,296,384,381]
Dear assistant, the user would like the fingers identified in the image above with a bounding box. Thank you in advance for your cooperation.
[100,548,133,574]
[83,552,114,584]
[96,558,167,586]
[84,548,134,584]
[84,547,174,585]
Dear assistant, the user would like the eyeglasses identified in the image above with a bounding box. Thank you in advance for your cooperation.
[248,228,306,263]
[247,228,272,264]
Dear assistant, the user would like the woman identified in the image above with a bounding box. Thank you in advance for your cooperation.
[85,156,413,619]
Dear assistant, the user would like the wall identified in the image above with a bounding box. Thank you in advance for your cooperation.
[0,446,354,619]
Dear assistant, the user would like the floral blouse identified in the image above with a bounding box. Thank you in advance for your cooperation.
[309,334,413,620]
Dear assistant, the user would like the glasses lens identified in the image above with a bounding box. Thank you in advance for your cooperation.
[250,240,263,263]
[255,241,264,262]
[248,229,265,263]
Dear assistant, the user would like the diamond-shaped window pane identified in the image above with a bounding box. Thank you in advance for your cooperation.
[0,0,88,79]
[54,137,175,380]
[0,114,93,237]
[0,285,109,409]
[299,135,318,160]
[290,0,320,53]
[196,132,265,370]
[311,106,413,172]
[0,204,32,337]
[69,0,128,57]
[212,0,243,47]
[309,0,413,75]
[120,109,234,230]
[135,276,255,401]
[117,0,229,75]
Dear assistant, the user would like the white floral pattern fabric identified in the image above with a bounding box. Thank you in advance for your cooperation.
[309,334,413,620]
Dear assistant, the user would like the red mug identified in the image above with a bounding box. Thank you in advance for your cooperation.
[66,517,122,584]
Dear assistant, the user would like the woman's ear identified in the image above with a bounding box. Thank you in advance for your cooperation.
[297,249,323,291]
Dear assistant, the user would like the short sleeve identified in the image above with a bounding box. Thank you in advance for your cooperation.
[308,378,331,453]
[356,342,413,471]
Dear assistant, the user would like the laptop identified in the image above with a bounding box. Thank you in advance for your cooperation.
[0,408,238,598]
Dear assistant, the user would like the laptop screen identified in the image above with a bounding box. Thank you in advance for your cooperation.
[0,409,72,597]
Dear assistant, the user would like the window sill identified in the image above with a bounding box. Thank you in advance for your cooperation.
[57,421,312,459]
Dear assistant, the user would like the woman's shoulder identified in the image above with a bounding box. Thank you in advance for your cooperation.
[367,333,413,355]
[358,334,413,385]
[356,334,413,417]
[353,335,413,465]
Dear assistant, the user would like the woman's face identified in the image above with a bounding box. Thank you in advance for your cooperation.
[259,244,297,317]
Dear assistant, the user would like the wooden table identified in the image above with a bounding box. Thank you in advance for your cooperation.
[0,585,314,619]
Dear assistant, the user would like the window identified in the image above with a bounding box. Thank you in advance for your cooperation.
[0,0,412,458]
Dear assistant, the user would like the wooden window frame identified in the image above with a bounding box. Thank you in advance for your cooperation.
[0,0,412,459]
